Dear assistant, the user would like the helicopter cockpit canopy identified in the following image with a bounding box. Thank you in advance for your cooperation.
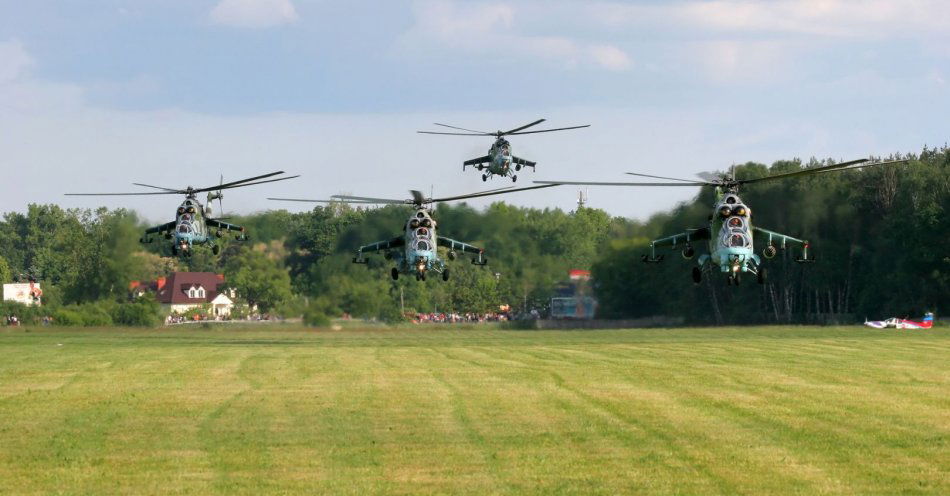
[412,239,433,252]
[408,210,435,230]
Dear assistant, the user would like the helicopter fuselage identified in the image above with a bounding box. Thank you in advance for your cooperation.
[487,139,513,176]
[171,197,210,253]
[698,191,761,274]
[396,208,444,276]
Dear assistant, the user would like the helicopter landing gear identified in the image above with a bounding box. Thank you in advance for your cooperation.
[482,174,487,182]
[212,245,220,255]
[170,245,178,256]
[692,266,702,284]
[442,268,450,281]
[416,272,426,282]
[727,274,740,286]
[512,175,518,182]
[391,268,399,281]
[757,267,767,285]
[515,164,521,171]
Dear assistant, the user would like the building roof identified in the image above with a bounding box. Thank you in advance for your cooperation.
[155,272,225,304]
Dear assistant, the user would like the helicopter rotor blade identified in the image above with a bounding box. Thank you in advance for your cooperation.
[507,124,591,136]
[331,194,407,204]
[416,131,488,136]
[191,174,299,193]
[624,172,712,184]
[430,183,559,203]
[734,158,870,185]
[501,119,546,135]
[65,191,181,196]
[533,181,708,187]
[202,171,287,191]
[268,197,385,204]
[431,123,492,134]
[813,158,908,174]
[410,190,426,205]
[132,183,182,192]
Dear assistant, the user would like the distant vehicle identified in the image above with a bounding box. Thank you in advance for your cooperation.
[865,313,934,329]
[418,119,589,182]
[66,172,298,257]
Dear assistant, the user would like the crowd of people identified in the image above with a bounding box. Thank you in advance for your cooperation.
[164,312,275,325]
[412,312,510,324]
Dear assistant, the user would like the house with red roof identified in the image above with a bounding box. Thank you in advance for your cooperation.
[131,272,234,316]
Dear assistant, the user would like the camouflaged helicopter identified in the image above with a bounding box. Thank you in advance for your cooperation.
[269,185,556,281]
[538,158,906,285]
[66,172,298,257]
[418,119,589,183]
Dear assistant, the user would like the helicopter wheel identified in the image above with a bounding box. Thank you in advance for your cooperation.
[757,267,767,285]
[482,174,487,182]
[442,268,450,281]
[391,268,399,281]
[692,266,702,284]
[515,164,521,171]
[212,245,220,255]
[420,272,426,282]
[512,175,518,182]
[171,246,178,256]
[733,274,740,286]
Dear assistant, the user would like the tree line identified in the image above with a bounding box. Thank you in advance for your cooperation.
[0,145,946,325]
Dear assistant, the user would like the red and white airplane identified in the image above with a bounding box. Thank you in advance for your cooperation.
[865,313,934,329]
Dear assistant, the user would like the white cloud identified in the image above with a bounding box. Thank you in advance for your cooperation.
[0,40,34,83]
[589,44,632,71]
[589,0,950,38]
[210,0,299,29]
[403,0,632,71]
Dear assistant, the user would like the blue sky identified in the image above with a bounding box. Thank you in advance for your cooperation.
[1,0,948,221]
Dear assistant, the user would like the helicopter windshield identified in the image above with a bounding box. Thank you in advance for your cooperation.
[413,239,432,252]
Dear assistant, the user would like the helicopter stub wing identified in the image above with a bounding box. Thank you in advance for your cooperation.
[512,157,536,169]
[651,228,710,248]
[463,155,492,169]
[207,218,245,233]
[144,221,177,235]
[752,226,806,247]
[437,236,483,255]
[359,237,405,254]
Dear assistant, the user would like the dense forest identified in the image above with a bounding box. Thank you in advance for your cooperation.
[1,146,946,326]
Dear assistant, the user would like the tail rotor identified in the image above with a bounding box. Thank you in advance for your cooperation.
[206,174,225,217]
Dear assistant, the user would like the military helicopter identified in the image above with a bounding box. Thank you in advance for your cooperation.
[269,184,557,281]
[418,119,589,182]
[537,158,906,285]
[66,171,298,257]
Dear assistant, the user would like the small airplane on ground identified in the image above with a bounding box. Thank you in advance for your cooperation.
[864,313,934,329]
[418,119,589,182]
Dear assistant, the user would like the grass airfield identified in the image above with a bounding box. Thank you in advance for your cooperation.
[0,325,946,495]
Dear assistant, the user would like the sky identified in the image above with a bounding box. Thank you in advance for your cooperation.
[1,0,948,222]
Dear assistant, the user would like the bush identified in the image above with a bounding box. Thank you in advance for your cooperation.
[377,304,405,325]
[51,303,113,327]
[303,306,331,327]
[0,301,43,325]
[112,299,161,327]
[52,308,86,326]
[79,303,113,326]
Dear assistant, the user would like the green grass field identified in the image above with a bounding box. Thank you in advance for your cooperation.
[0,325,946,495]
